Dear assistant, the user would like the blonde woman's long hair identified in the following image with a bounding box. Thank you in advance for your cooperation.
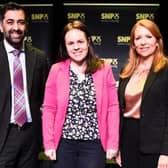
[120,19,168,79]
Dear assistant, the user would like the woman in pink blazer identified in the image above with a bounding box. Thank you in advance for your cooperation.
[42,20,120,168]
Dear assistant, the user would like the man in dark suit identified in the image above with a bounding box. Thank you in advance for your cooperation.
[0,2,49,168]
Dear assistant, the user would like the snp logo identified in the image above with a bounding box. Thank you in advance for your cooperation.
[117,36,130,45]
[91,35,102,45]
[67,13,85,20]
[102,58,118,68]
[111,58,118,68]
[31,13,49,22]
[101,13,120,22]
[136,13,155,20]
[24,36,32,44]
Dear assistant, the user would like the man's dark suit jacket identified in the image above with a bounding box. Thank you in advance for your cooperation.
[0,41,49,152]
[118,65,168,155]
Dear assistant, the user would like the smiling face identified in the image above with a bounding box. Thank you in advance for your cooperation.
[134,25,158,59]
[1,9,27,49]
[65,28,89,65]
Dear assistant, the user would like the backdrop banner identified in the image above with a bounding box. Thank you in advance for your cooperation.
[0,3,54,63]
[64,3,160,82]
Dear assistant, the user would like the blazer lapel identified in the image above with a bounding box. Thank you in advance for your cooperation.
[142,70,157,99]
[0,42,11,117]
[0,43,11,94]
[92,69,103,115]
[118,77,130,110]
[24,44,36,96]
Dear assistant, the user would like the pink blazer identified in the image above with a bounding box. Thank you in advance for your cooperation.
[42,59,119,151]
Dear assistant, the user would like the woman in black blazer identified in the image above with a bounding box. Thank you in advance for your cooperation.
[117,19,168,168]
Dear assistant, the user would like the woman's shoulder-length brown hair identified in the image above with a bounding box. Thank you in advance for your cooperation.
[57,20,104,73]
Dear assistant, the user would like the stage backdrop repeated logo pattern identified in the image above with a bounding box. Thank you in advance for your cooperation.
[64,3,160,82]
[0,3,160,82]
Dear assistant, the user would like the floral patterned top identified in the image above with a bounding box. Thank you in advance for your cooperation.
[62,69,100,140]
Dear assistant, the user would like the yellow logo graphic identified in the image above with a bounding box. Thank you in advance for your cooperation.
[31,13,49,22]
[136,13,155,20]
[101,58,118,68]
[117,36,130,45]
[111,58,118,68]
[24,36,32,44]
[91,35,102,45]
[67,12,85,20]
[101,13,120,22]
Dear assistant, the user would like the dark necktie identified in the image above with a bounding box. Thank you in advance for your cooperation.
[13,49,27,127]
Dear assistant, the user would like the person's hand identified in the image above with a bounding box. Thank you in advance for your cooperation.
[44,149,56,160]
[115,151,122,167]
[106,149,117,160]
[157,155,168,168]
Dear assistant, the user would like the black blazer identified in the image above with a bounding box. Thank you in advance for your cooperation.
[118,66,168,155]
[0,41,49,152]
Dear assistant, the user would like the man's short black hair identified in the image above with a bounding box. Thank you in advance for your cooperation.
[0,1,27,21]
